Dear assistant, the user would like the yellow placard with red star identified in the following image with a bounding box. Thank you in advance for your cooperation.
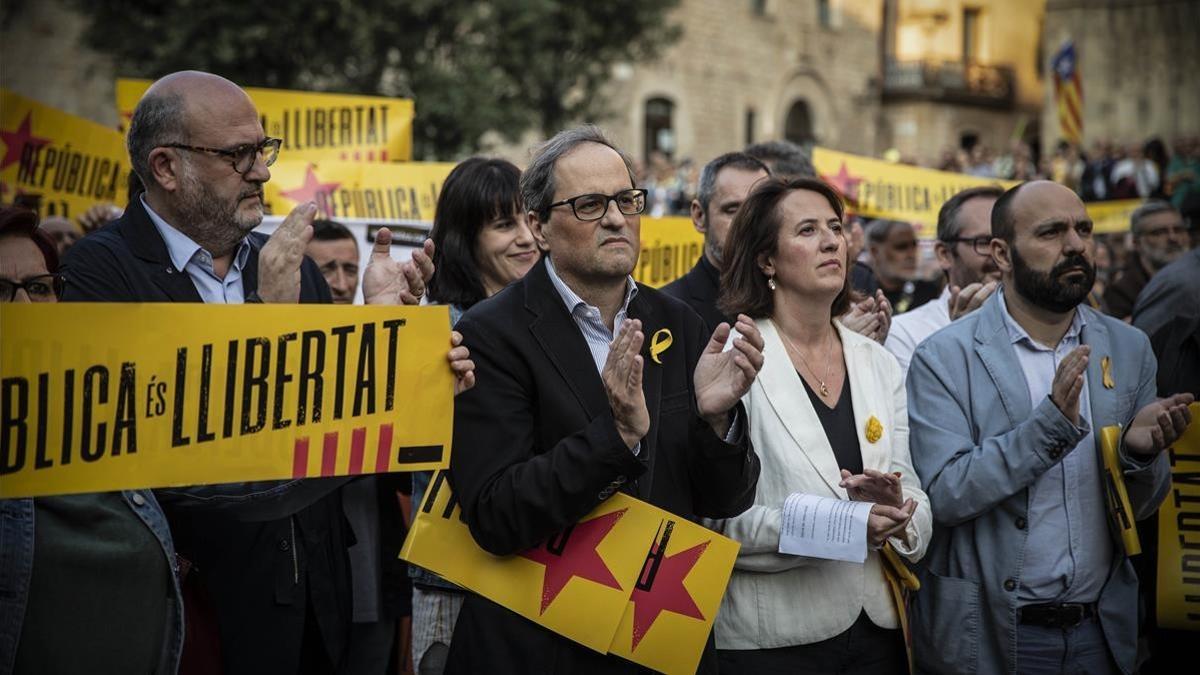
[0,89,130,220]
[606,504,740,675]
[263,160,454,222]
[813,147,1139,238]
[402,472,740,664]
[813,147,1017,236]
[116,78,415,163]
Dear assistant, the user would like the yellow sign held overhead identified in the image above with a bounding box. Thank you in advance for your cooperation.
[116,78,416,163]
[0,304,453,498]
[0,89,130,220]
[264,160,454,222]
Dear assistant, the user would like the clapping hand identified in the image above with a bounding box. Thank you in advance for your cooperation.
[840,468,904,507]
[1124,393,1194,456]
[694,315,765,437]
[603,319,650,449]
[448,330,476,395]
[948,281,998,321]
[258,201,316,303]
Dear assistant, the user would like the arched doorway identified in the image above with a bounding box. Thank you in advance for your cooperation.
[643,97,676,162]
[784,100,815,145]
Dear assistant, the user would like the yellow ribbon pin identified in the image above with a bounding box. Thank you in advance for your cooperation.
[866,415,883,444]
[1101,356,1115,389]
[649,329,673,364]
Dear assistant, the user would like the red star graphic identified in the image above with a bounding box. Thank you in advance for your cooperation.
[519,509,626,614]
[822,162,863,204]
[629,540,709,651]
[279,164,342,216]
[0,112,52,171]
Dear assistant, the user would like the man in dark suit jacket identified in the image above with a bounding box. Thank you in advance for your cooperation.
[61,71,452,675]
[661,152,768,332]
[446,126,765,674]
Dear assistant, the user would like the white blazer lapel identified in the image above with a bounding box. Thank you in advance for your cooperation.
[839,322,891,473]
[757,319,847,497]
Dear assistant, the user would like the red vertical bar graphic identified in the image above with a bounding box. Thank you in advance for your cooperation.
[321,431,339,477]
[348,428,366,475]
[292,438,309,479]
[375,424,393,473]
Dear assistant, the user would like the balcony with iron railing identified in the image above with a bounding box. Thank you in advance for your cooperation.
[882,58,1016,108]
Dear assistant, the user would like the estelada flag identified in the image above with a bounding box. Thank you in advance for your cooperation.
[401,472,661,653]
[1051,41,1083,145]
[606,506,740,675]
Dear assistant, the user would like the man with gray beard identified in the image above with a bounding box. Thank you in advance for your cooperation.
[1103,200,1189,320]
[60,71,469,675]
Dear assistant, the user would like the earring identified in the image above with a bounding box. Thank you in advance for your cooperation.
[767,276,777,291]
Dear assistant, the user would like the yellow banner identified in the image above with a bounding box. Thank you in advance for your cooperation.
[1158,403,1200,630]
[0,89,130,220]
[1086,199,1143,235]
[634,216,703,289]
[116,79,415,163]
[264,160,453,222]
[402,471,660,652]
[0,304,452,498]
[402,472,738,670]
[1100,425,1141,556]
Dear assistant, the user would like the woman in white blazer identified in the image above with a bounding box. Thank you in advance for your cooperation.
[707,177,932,674]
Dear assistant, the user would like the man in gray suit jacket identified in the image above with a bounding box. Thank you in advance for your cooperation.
[905,181,1193,675]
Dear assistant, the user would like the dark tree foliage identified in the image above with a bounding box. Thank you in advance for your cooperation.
[71,0,681,159]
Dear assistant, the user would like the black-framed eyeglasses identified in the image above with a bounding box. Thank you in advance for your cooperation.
[0,274,64,302]
[163,137,283,174]
[942,235,993,256]
[548,189,648,221]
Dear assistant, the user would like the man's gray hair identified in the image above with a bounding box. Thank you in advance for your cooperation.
[127,92,188,190]
[1130,199,1179,235]
[522,125,637,220]
[743,140,816,178]
[866,219,912,245]
[696,152,769,216]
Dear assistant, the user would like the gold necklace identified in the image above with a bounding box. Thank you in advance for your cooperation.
[775,320,836,398]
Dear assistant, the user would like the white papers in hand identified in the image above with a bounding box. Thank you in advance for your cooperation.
[778,493,872,563]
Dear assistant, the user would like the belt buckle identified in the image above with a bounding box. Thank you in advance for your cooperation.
[1058,603,1085,628]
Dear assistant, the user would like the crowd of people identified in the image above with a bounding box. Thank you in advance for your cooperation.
[2,70,1199,675]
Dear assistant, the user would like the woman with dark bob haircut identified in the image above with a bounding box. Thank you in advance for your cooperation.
[410,156,538,674]
[705,177,931,674]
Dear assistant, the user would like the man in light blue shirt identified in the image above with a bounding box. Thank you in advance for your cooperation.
[905,181,1193,675]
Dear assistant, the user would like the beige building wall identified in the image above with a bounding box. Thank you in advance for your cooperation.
[0,0,119,128]
[1042,0,1200,150]
[881,0,1046,163]
[597,0,884,166]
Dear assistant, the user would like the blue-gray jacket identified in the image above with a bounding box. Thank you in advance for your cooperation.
[0,491,184,675]
[906,292,1169,675]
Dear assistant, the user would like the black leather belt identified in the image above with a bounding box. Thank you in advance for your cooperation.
[1018,603,1098,628]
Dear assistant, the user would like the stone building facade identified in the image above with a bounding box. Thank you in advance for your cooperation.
[598,0,886,165]
[1041,0,1200,149]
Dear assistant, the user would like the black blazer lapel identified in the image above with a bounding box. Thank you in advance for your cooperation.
[523,261,610,420]
[628,291,662,501]
[122,199,204,303]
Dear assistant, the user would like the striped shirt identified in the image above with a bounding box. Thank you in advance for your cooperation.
[543,258,743,448]
[545,257,640,455]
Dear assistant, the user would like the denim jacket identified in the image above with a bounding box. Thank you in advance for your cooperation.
[0,491,184,675]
